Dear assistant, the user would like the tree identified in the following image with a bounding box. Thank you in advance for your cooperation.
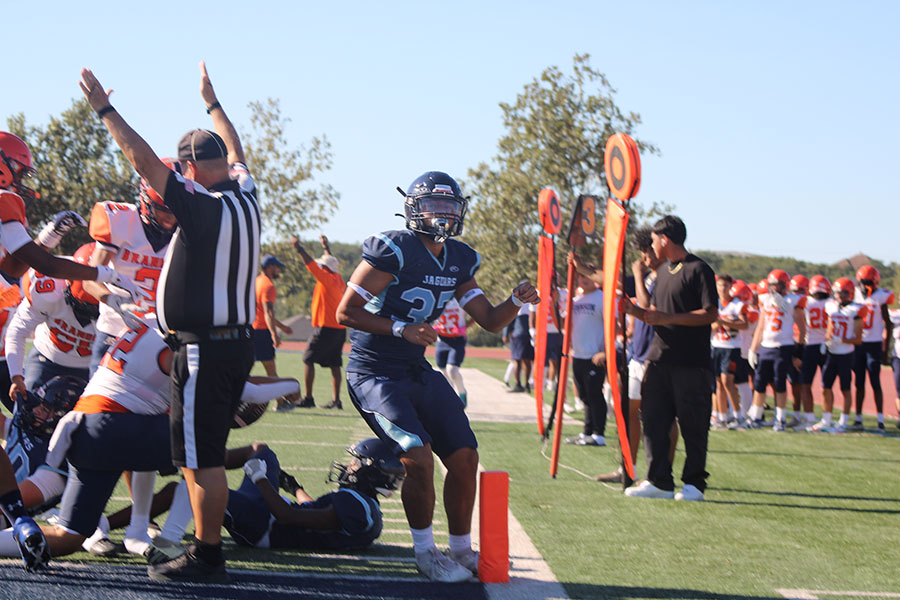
[7,99,137,254]
[242,98,339,240]
[463,54,666,298]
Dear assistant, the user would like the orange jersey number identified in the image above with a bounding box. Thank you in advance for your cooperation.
[808,307,827,329]
[765,307,784,332]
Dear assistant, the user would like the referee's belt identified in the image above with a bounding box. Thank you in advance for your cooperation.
[170,325,252,344]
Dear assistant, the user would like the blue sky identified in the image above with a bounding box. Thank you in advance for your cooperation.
[4,1,897,264]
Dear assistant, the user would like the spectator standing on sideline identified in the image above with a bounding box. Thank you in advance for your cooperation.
[502,303,533,392]
[252,254,293,387]
[623,216,717,502]
[80,62,261,583]
[291,235,347,409]
[433,298,473,406]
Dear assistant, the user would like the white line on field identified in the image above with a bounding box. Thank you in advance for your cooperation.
[777,589,900,599]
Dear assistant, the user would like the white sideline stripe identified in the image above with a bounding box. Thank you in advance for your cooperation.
[777,590,900,599]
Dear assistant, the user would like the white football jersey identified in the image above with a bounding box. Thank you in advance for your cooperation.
[5,267,96,376]
[80,318,172,415]
[759,292,807,348]
[804,297,830,345]
[89,202,169,336]
[890,308,900,359]
[711,298,746,350]
[825,300,867,355]
[434,298,467,337]
[853,287,895,343]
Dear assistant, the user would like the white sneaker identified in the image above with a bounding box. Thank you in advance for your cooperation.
[415,546,472,582]
[809,419,833,432]
[449,548,478,575]
[674,484,705,501]
[624,480,674,499]
[574,398,585,411]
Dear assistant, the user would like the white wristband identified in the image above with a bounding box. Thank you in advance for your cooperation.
[391,321,407,338]
[510,293,523,307]
[459,287,484,308]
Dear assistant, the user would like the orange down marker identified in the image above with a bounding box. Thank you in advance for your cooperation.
[478,471,509,583]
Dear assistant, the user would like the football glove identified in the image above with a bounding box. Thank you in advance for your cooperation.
[36,211,87,249]
[105,288,144,331]
[278,469,302,495]
[242,458,268,484]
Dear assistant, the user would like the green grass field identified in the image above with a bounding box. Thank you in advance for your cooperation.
[56,350,900,599]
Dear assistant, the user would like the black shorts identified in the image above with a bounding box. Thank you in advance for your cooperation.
[170,336,255,469]
[304,327,346,367]
[853,341,883,390]
[823,351,853,390]
[509,335,534,361]
[800,343,826,384]
[252,328,276,362]
[753,345,794,393]
[710,347,740,376]
[545,332,563,363]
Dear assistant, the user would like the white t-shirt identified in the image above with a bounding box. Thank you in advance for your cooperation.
[570,289,604,360]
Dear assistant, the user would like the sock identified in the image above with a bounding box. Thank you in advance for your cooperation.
[410,525,435,554]
[738,383,752,414]
[448,533,471,555]
[839,413,849,426]
[192,540,224,565]
[822,412,833,425]
[748,404,763,420]
[736,409,745,422]
[0,490,27,521]
[124,471,155,554]
[854,413,863,424]
[503,362,515,384]
[160,480,193,544]
[447,366,466,397]
[775,407,785,423]
[877,413,884,424]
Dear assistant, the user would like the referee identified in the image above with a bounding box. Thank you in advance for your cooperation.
[80,62,260,583]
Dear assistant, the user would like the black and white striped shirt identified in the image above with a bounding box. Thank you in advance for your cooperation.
[157,163,261,333]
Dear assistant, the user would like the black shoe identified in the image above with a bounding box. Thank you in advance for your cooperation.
[148,546,230,584]
[297,396,315,408]
[508,383,524,393]
[86,537,124,557]
[323,399,342,409]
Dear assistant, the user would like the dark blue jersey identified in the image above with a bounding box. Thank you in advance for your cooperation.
[347,230,480,376]
[4,410,51,484]
[632,277,656,364]
[268,488,383,551]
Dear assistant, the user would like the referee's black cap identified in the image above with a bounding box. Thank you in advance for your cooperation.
[177,129,227,162]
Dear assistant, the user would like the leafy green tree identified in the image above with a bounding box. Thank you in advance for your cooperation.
[463,53,666,299]
[7,99,137,254]
[242,98,339,240]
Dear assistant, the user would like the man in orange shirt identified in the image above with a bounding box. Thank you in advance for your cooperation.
[292,235,347,409]
[253,255,294,399]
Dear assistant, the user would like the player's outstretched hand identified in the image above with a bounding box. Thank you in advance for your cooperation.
[243,458,268,483]
[79,69,113,112]
[105,289,144,331]
[37,211,87,249]
[402,322,438,346]
[199,61,218,107]
[278,469,302,495]
[512,280,540,305]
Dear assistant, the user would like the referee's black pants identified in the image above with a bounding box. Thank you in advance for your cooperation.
[641,361,714,492]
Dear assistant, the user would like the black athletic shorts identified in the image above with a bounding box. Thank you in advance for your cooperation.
[303,326,346,367]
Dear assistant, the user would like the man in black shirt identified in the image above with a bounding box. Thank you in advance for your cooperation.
[623,216,717,501]
[80,62,259,582]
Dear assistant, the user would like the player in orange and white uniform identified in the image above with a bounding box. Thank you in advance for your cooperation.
[0,132,137,572]
[81,160,179,375]
[0,277,23,415]
[849,265,894,431]
[796,275,830,429]
[433,298,472,406]
[812,278,867,432]
[747,270,806,431]
[710,274,748,427]
[785,274,809,427]
[4,244,99,407]
[727,279,756,424]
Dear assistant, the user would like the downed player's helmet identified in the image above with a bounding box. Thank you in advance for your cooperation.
[809,275,830,295]
[65,243,100,327]
[0,131,38,201]
[398,171,468,243]
[328,437,405,498]
[14,376,86,439]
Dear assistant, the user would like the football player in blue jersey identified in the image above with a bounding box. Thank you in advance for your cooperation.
[226,438,402,551]
[336,171,539,582]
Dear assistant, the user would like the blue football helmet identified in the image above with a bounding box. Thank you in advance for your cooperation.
[14,376,86,439]
[328,437,405,498]
[397,171,468,243]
